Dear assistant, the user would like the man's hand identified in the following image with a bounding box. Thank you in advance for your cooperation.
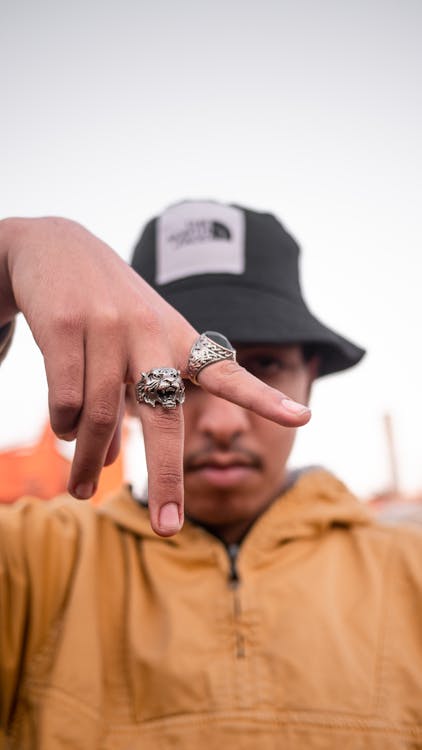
[0,217,311,536]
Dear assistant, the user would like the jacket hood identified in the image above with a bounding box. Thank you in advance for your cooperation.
[98,470,373,552]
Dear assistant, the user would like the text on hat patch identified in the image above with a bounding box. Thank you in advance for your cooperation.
[157,202,245,284]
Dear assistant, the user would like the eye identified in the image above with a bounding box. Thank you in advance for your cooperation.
[239,353,292,381]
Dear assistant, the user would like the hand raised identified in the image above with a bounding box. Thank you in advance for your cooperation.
[0,217,310,535]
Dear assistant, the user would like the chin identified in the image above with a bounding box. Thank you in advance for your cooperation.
[184,488,260,528]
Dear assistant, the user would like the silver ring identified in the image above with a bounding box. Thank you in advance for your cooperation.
[135,368,185,409]
[187,331,236,385]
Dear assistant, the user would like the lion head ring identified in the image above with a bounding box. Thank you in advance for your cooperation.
[135,368,185,409]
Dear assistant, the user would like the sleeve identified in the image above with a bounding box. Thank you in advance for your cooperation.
[0,321,15,366]
[0,497,81,728]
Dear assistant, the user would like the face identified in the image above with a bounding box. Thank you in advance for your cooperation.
[182,344,318,543]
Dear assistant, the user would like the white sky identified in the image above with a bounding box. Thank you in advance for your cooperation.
[0,0,421,498]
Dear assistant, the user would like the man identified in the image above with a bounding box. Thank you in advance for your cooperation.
[1,202,421,749]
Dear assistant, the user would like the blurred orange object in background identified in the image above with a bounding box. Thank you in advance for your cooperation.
[0,422,124,505]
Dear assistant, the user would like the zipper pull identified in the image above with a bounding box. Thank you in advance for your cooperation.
[227,543,240,586]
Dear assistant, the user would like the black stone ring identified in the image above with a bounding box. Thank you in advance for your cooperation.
[187,331,237,385]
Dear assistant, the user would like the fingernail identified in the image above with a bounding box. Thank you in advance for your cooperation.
[158,502,181,534]
[74,482,95,499]
[281,398,311,416]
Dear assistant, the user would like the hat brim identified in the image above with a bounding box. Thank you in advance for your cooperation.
[165,283,365,377]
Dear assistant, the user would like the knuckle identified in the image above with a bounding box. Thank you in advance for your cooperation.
[51,311,83,336]
[208,361,243,397]
[135,305,163,337]
[144,408,182,434]
[222,359,244,378]
[88,402,116,432]
[156,466,182,491]
[50,387,82,418]
[94,307,122,334]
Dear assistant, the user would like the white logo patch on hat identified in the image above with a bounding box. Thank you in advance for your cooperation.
[157,202,245,284]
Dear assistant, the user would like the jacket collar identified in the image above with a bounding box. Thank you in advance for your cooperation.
[98,469,373,554]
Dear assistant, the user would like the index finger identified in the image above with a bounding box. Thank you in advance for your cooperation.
[195,359,312,426]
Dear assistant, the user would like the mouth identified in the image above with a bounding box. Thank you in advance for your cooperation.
[185,452,261,488]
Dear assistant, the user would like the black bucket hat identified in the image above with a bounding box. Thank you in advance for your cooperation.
[131,200,365,377]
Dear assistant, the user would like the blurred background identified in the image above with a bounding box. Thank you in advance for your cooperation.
[1,0,421,505]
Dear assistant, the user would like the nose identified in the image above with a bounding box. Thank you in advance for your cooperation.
[195,393,250,447]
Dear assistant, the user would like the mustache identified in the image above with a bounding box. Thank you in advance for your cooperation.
[184,445,263,472]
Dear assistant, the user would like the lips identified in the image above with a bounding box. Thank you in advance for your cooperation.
[185,452,260,472]
[184,451,261,488]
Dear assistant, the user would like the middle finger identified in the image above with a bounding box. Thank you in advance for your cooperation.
[68,331,124,498]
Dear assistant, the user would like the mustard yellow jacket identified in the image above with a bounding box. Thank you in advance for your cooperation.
[1,471,422,749]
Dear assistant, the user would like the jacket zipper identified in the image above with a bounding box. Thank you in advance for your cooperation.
[226,543,245,658]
